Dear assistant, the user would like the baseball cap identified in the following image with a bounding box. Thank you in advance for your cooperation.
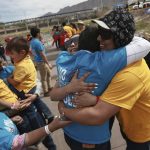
[77,20,85,25]
[92,9,136,48]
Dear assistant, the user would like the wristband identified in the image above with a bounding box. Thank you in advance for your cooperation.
[11,103,17,110]
[45,125,52,135]
[96,96,99,103]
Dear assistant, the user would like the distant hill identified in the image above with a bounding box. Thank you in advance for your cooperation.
[42,12,54,17]
[57,0,114,14]
[43,0,121,17]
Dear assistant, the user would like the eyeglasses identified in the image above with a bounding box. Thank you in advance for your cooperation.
[65,36,79,49]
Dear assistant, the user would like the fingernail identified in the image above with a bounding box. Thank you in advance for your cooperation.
[95,83,98,86]
[91,90,94,93]
[94,87,98,89]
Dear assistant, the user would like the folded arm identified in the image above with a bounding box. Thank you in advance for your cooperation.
[59,98,120,125]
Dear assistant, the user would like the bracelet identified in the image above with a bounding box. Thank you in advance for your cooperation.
[11,103,17,110]
[44,125,52,135]
[96,96,99,103]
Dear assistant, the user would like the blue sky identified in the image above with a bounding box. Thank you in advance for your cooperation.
[0,0,86,22]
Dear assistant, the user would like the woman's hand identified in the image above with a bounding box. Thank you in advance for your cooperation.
[48,115,71,132]
[67,72,97,93]
[72,93,97,108]
[58,101,65,114]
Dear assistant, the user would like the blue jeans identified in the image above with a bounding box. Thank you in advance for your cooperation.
[64,133,110,150]
[34,96,53,120]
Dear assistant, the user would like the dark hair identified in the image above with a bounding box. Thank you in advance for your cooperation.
[0,44,5,55]
[6,37,29,54]
[78,24,100,52]
[70,23,78,31]
[62,22,66,27]
[30,27,40,38]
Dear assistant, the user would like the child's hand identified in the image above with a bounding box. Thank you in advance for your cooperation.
[72,93,97,108]
[11,115,23,124]
[11,101,21,110]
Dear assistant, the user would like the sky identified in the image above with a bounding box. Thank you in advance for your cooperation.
[0,0,87,22]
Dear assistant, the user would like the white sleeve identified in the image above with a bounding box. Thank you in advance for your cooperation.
[126,36,150,65]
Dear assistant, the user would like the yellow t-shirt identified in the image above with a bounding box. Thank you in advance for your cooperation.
[0,79,18,110]
[13,55,37,93]
[101,59,150,143]
[63,26,74,38]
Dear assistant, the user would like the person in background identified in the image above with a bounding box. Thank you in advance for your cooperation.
[77,20,85,34]
[30,27,52,97]
[62,22,74,38]
[52,26,60,49]
[70,23,78,35]
[26,33,32,42]
[59,28,68,51]
[0,43,7,63]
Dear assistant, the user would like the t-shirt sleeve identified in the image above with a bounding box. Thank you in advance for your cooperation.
[126,36,150,65]
[35,41,44,52]
[101,71,144,110]
[11,134,26,150]
[13,66,27,82]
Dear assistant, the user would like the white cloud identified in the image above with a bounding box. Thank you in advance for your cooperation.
[0,0,87,22]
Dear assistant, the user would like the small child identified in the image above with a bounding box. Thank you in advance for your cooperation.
[6,37,53,123]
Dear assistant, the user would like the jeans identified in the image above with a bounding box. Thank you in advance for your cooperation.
[34,96,53,120]
[64,133,111,150]
[121,130,150,150]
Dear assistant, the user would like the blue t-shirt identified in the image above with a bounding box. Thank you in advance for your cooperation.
[0,112,19,150]
[56,48,127,144]
[30,38,45,62]
[0,66,14,79]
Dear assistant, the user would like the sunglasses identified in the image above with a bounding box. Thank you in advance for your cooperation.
[98,27,112,40]
[65,36,79,49]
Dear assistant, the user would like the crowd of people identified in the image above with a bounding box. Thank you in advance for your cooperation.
[51,21,85,50]
[0,8,150,150]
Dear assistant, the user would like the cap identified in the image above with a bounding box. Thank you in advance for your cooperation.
[92,20,110,30]
[77,20,85,25]
[92,9,135,48]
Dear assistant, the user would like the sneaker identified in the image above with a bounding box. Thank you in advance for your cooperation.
[44,92,50,97]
